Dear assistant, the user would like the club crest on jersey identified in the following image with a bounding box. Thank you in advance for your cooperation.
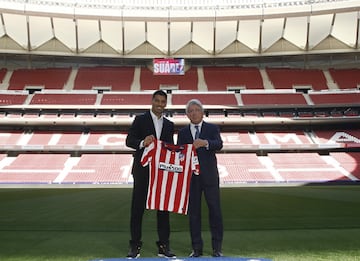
[159,162,183,173]
[179,152,185,161]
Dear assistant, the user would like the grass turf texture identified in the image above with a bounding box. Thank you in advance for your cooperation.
[0,185,359,261]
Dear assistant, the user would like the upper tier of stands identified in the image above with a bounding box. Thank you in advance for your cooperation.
[0,66,359,114]
[203,66,264,90]
[74,66,135,91]
[1,66,360,91]
[265,68,329,91]
[329,68,360,90]
[8,68,72,90]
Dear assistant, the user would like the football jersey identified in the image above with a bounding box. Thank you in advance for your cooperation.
[141,139,199,214]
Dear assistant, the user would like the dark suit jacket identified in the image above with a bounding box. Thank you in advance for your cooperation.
[126,111,174,175]
[177,121,223,186]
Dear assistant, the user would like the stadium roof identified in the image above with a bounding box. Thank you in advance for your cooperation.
[0,0,359,66]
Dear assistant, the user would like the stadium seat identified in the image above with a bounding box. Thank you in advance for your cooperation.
[8,68,71,90]
[203,66,264,90]
[74,66,135,91]
[266,68,328,91]
[328,68,360,90]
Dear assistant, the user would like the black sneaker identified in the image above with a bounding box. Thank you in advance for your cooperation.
[126,241,141,259]
[157,242,176,258]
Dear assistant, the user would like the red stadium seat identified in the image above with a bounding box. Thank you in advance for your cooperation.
[0,93,28,105]
[203,66,264,90]
[74,66,135,91]
[328,68,360,90]
[171,92,238,106]
[241,93,308,106]
[30,93,97,105]
[8,68,71,90]
[309,92,360,105]
[266,68,328,91]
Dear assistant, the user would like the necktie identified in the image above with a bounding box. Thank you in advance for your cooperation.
[194,125,200,139]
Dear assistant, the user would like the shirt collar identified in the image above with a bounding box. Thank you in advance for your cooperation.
[150,110,163,121]
[191,121,203,129]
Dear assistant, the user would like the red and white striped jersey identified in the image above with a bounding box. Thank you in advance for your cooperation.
[141,139,199,215]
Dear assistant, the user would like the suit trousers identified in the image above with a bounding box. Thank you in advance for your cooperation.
[130,168,170,245]
[188,175,223,252]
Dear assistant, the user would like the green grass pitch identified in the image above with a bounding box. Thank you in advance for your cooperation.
[0,185,359,261]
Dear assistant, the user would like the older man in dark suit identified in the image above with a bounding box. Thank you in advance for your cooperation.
[126,90,175,258]
[177,98,224,258]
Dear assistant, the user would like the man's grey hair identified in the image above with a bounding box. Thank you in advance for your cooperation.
[186,99,204,113]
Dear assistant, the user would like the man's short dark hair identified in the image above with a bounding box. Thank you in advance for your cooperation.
[152,90,167,100]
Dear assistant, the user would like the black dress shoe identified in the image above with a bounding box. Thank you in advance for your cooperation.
[189,249,203,257]
[212,250,223,257]
[126,245,140,259]
[126,241,141,259]
[157,242,176,258]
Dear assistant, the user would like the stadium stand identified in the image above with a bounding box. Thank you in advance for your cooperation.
[308,91,360,106]
[241,92,308,106]
[0,150,358,184]
[29,92,98,105]
[0,92,28,105]
[266,68,329,91]
[0,65,359,185]
[8,68,71,90]
[0,130,24,145]
[266,152,355,182]
[24,131,84,146]
[0,154,71,184]
[203,66,264,90]
[74,66,135,91]
[329,152,360,179]
[253,131,313,147]
[62,154,132,184]
[171,92,239,106]
[100,92,153,106]
[313,129,360,146]
[217,153,276,183]
[328,68,360,90]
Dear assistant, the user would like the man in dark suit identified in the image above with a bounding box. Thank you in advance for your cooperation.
[125,90,175,258]
[177,98,224,258]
